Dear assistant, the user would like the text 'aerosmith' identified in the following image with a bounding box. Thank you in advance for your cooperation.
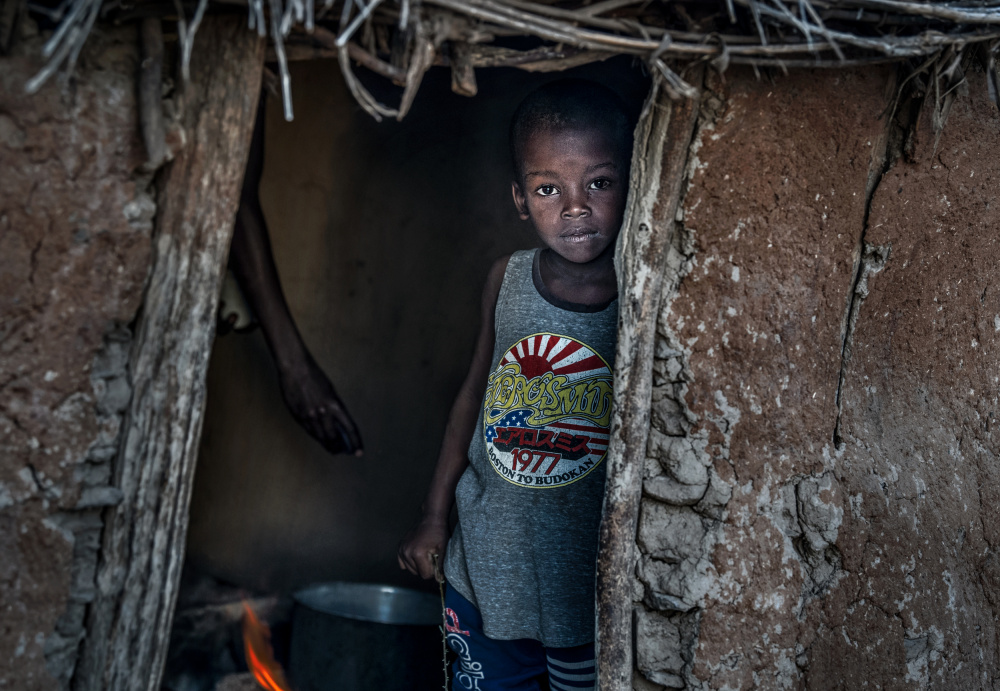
[483,365,612,428]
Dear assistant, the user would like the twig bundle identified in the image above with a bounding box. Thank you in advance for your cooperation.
[26,0,1000,120]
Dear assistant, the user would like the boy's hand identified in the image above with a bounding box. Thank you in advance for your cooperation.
[397,517,449,581]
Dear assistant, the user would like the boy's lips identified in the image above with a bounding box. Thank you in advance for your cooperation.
[561,228,599,242]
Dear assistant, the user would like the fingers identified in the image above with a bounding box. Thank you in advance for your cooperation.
[397,530,418,576]
[399,548,427,579]
[344,420,364,457]
[279,371,363,456]
[330,405,363,456]
[300,404,351,456]
[397,550,415,575]
[320,435,347,456]
[301,408,342,455]
[397,540,444,580]
[315,409,348,455]
[416,551,437,580]
[397,545,429,579]
[335,424,355,457]
[307,403,362,456]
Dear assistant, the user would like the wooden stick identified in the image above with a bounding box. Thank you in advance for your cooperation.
[336,43,399,120]
[308,24,407,80]
[139,17,166,170]
[433,43,611,71]
[450,41,478,96]
[459,43,589,67]
[397,27,435,119]
[177,0,208,82]
[423,0,960,59]
[500,0,639,33]
[577,0,647,17]
[814,0,1000,25]
[336,0,385,46]
[273,43,337,61]
[512,50,611,71]
[267,0,294,120]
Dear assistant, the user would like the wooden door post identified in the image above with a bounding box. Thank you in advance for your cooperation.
[596,80,700,691]
[74,17,264,691]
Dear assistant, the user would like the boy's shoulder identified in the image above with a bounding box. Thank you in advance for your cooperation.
[488,248,541,283]
[483,253,513,299]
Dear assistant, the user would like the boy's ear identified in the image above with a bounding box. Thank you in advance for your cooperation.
[511,181,530,221]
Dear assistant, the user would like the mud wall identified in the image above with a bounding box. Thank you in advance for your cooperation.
[634,65,999,688]
[0,29,153,690]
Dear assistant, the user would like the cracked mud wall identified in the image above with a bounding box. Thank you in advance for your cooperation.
[633,64,999,690]
[806,64,1000,690]
[0,28,153,690]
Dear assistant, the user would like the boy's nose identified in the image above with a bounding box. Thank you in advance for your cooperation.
[561,191,591,219]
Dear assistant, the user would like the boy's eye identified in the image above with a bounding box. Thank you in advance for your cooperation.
[536,185,558,197]
[589,178,612,190]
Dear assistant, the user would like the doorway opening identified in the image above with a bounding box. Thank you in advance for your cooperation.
[165,55,650,691]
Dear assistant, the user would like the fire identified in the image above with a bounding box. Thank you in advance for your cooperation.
[241,601,293,691]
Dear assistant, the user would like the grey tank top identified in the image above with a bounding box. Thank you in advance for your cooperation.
[444,249,618,647]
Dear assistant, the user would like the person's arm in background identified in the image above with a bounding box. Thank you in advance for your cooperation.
[229,96,363,456]
[397,255,509,580]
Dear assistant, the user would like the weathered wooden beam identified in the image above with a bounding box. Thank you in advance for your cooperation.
[595,77,700,690]
[74,15,264,691]
[276,36,610,75]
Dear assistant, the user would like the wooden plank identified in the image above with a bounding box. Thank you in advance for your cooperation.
[595,79,700,690]
[74,16,264,691]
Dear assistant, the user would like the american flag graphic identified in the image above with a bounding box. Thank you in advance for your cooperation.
[485,333,611,488]
[484,409,532,443]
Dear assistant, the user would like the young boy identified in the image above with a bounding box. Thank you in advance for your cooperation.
[398,79,633,691]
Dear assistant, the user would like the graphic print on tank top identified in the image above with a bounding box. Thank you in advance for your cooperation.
[483,332,612,488]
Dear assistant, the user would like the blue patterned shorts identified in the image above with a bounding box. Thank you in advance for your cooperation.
[444,583,596,691]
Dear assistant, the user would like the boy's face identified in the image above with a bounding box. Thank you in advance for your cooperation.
[512,126,628,265]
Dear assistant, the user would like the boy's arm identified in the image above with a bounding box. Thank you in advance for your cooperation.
[397,254,510,580]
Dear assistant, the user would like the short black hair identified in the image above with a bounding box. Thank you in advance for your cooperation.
[509,79,633,181]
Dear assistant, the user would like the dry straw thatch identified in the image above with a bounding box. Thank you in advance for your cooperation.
[22,0,1000,121]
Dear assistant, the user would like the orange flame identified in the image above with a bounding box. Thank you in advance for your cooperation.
[241,601,293,691]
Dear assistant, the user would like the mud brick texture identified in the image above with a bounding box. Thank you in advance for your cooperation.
[0,26,152,690]
[634,65,999,689]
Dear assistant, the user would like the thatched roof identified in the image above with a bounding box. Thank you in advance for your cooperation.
[23,0,1000,121]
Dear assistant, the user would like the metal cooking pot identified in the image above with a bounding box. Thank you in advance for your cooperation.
[289,582,442,691]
